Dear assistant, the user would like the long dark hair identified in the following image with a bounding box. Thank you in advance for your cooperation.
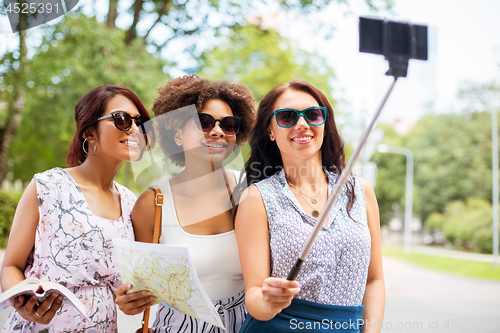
[244,80,357,214]
[67,85,151,167]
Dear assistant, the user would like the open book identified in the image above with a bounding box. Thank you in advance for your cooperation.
[0,278,88,319]
[112,238,225,329]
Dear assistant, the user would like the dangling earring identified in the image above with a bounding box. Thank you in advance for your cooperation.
[83,139,96,155]
[83,139,89,155]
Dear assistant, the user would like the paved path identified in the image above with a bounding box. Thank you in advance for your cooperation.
[0,249,499,332]
[383,256,500,332]
[412,245,496,263]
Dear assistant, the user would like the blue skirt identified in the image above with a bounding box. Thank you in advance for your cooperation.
[239,298,363,332]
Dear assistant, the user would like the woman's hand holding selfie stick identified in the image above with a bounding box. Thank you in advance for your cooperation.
[287,76,398,281]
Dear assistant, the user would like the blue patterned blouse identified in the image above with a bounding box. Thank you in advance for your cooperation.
[254,169,371,306]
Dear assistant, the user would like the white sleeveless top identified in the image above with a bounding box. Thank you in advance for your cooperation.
[156,170,245,301]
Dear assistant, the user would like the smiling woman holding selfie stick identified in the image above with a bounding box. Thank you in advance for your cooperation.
[235,80,385,333]
[0,85,152,332]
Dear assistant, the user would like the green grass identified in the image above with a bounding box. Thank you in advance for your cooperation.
[382,245,500,281]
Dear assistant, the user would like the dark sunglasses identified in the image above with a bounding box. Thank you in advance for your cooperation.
[194,113,241,136]
[271,106,327,128]
[97,111,150,134]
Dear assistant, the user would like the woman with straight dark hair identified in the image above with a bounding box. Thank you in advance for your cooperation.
[235,80,385,332]
[1,85,152,332]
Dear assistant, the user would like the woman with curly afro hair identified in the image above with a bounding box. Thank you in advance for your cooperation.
[115,75,256,333]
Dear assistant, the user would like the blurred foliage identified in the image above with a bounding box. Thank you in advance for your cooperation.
[373,111,496,226]
[199,24,336,105]
[278,0,393,10]
[108,0,393,62]
[1,14,170,190]
[0,0,393,187]
[371,123,408,224]
[407,111,494,222]
[426,198,496,253]
[0,189,22,247]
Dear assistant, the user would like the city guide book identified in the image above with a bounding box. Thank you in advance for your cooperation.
[112,238,224,329]
[0,277,88,318]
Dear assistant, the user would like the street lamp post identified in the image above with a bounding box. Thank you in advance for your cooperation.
[492,107,499,267]
[377,144,414,253]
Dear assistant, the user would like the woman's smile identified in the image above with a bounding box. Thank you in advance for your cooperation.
[291,134,314,144]
[201,140,228,153]
[121,138,140,148]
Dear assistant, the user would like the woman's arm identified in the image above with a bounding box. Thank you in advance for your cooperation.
[235,185,300,321]
[1,180,38,291]
[115,190,157,315]
[130,189,156,242]
[1,179,63,324]
[360,178,385,333]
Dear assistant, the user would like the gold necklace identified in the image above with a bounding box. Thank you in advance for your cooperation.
[287,182,326,204]
[287,181,327,218]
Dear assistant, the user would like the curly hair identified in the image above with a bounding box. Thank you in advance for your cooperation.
[152,74,256,166]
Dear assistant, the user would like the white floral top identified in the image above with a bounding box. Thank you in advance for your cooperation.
[254,170,371,306]
[3,168,136,333]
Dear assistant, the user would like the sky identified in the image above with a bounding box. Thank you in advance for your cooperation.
[278,0,500,125]
[2,0,500,126]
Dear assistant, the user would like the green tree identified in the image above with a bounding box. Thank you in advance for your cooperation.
[1,0,392,185]
[0,189,22,247]
[371,124,407,224]
[104,0,393,50]
[0,8,27,183]
[4,14,169,186]
[373,110,496,225]
[408,112,494,222]
[427,197,496,253]
[199,24,336,104]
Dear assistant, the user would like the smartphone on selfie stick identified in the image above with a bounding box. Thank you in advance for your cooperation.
[287,17,428,281]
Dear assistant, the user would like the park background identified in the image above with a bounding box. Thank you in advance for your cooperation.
[0,0,500,331]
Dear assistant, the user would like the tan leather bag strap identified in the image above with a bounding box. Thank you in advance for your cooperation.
[150,185,163,243]
[139,185,163,333]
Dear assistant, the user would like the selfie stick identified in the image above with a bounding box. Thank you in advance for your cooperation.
[287,76,398,281]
